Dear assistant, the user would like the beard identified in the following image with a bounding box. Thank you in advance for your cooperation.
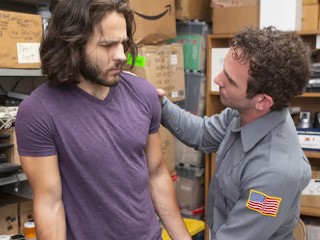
[79,55,124,87]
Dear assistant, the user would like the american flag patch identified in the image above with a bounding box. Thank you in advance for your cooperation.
[246,189,282,217]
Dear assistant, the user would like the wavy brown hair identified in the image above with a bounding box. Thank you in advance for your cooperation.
[230,26,311,111]
[40,0,137,86]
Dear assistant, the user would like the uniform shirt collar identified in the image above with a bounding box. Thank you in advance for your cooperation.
[231,108,288,152]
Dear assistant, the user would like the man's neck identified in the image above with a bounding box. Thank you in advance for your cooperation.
[77,79,110,100]
[239,109,271,126]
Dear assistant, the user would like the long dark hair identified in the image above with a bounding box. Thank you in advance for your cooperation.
[40,0,137,86]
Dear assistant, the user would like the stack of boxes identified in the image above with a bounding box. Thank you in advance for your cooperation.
[126,0,184,176]
[169,0,212,221]
[127,0,212,220]
[0,193,33,236]
[0,10,43,69]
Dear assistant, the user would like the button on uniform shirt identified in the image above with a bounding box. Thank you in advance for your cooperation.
[161,97,311,240]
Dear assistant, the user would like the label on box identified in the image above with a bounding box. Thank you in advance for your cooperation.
[302,179,320,195]
[17,43,40,64]
[170,54,178,65]
[297,130,320,150]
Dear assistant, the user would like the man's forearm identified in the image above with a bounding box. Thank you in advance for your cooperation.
[34,198,66,240]
[150,167,191,240]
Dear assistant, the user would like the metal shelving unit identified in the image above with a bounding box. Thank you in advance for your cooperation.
[0,172,27,186]
[0,69,42,77]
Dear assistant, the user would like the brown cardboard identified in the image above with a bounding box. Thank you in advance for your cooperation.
[0,194,34,235]
[175,0,212,22]
[0,10,42,69]
[302,4,319,31]
[0,203,19,235]
[19,200,33,234]
[301,170,320,208]
[212,4,259,34]
[212,0,259,7]
[159,126,175,175]
[129,0,176,44]
[0,127,20,165]
[126,43,185,102]
[303,0,319,4]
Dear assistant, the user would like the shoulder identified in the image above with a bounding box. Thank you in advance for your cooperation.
[210,107,239,126]
[120,71,158,99]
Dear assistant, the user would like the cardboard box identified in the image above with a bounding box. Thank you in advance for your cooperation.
[175,0,212,22]
[129,0,176,44]
[0,10,42,69]
[260,0,302,31]
[301,170,320,208]
[0,127,20,165]
[18,200,33,234]
[302,4,319,31]
[0,194,33,234]
[0,203,19,235]
[212,0,259,7]
[126,43,185,102]
[303,0,319,4]
[159,126,176,175]
[212,4,259,34]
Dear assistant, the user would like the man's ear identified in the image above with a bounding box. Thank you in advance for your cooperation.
[255,94,274,111]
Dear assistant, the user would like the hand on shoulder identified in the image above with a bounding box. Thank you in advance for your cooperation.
[156,89,165,98]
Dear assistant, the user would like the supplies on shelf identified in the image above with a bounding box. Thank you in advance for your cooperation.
[167,21,210,72]
[175,164,204,210]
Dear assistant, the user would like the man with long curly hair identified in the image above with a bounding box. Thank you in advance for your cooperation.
[15,0,191,239]
[159,26,312,239]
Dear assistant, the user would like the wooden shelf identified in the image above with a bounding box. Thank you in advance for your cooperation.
[206,32,320,222]
[298,92,320,98]
[210,92,320,97]
[305,151,320,159]
[301,206,320,217]
[298,30,320,36]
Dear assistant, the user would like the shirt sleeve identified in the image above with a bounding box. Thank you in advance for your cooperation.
[146,86,161,134]
[214,168,300,239]
[15,96,57,157]
[161,97,236,153]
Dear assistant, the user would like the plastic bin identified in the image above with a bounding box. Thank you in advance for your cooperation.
[175,164,204,210]
[167,21,210,72]
[184,71,206,116]
[174,137,204,166]
[162,218,205,240]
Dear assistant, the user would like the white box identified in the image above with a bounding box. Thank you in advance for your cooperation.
[211,48,229,92]
[297,129,320,151]
[260,0,302,31]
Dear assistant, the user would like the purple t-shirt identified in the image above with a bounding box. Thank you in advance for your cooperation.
[15,72,162,240]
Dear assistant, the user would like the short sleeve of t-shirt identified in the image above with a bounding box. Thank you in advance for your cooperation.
[15,93,57,157]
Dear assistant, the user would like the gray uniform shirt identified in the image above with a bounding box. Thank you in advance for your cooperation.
[161,97,311,240]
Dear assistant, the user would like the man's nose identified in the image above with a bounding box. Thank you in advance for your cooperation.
[114,43,126,62]
[214,71,224,87]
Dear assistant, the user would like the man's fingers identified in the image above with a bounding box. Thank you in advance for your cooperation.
[156,88,165,98]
